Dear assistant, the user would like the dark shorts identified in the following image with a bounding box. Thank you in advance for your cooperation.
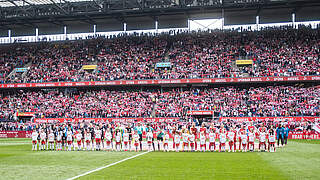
[157,137,163,141]
[139,134,142,141]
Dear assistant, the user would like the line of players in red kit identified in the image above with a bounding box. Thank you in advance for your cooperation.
[30,123,277,152]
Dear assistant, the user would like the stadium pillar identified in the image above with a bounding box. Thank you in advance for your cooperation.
[256,16,260,31]
[221,8,225,30]
[155,21,158,33]
[64,26,67,40]
[35,28,39,42]
[292,13,296,29]
[123,23,127,33]
[8,29,11,43]
[93,24,97,36]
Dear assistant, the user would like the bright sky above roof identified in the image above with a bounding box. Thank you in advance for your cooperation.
[0,0,89,7]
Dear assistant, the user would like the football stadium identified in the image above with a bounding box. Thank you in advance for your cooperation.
[0,0,320,179]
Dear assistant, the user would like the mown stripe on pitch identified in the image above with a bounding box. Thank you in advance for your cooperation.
[66,151,150,180]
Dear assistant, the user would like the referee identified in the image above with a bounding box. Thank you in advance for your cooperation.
[134,123,144,151]
[157,130,164,151]
[284,125,289,146]
[276,124,284,147]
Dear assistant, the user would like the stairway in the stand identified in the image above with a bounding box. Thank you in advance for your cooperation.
[21,61,33,81]
[151,103,157,118]
[6,61,32,82]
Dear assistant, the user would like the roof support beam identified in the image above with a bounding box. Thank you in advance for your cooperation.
[0,0,320,28]
[21,0,32,6]
[6,0,34,16]
[49,0,69,14]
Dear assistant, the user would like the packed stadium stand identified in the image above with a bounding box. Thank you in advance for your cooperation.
[1,26,319,84]
[0,84,319,121]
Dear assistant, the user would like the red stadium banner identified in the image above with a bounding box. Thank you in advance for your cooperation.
[219,117,320,122]
[34,117,320,123]
[288,131,320,139]
[34,117,179,123]
[1,130,318,139]
[187,111,214,115]
[0,75,319,89]
[0,131,32,138]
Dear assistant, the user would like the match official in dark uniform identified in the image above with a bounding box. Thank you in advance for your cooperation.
[276,125,284,147]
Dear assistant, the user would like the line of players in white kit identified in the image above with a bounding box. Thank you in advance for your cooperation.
[168,126,276,152]
[31,123,277,152]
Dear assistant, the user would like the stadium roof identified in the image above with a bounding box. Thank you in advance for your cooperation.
[0,0,319,37]
[0,0,88,7]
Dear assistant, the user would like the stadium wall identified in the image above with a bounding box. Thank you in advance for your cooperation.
[1,130,319,139]
[96,19,123,32]
[0,75,319,89]
[33,117,320,124]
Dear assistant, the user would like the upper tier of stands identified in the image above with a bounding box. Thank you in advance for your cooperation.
[0,26,319,84]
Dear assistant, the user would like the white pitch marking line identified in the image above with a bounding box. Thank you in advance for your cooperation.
[0,142,30,146]
[66,151,150,180]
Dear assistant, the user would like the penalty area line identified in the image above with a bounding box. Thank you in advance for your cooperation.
[66,151,150,180]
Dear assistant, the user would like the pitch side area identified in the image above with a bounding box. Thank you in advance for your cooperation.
[0,138,319,180]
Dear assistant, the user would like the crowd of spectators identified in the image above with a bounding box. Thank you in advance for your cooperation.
[0,26,319,84]
[8,41,98,83]
[0,89,155,120]
[0,85,318,120]
[155,86,320,117]
[0,44,33,83]
[0,122,33,131]
[94,36,168,81]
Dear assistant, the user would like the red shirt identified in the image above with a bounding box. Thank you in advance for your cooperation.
[190,127,197,136]
[247,126,255,132]
[200,127,206,134]
[238,128,245,138]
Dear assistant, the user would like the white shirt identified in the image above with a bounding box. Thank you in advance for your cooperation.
[76,133,82,141]
[40,132,46,140]
[209,132,215,142]
[48,133,54,142]
[182,133,189,143]
[220,133,226,143]
[260,132,266,142]
[32,132,38,141]
[164,134,170,143]
[56,132,62,141]
[174,135,180,144]
[95,130,102,139]
[147,132,153,142]
[200,135,206,145]
[248,132,255,142]
[241,134,247,144]
[115,134,121,142]
[105,132,112,141]
[269,134,275,142]
[67,131,72,141]
[228,131,235,140]
[189,134,195,143]
[123,133,129,142]
[85,133,91,141]
[133,134,139,142]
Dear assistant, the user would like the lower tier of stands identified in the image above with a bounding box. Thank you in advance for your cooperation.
[0,85,319,121]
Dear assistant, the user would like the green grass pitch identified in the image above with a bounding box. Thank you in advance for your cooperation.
[0,138,319,180]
